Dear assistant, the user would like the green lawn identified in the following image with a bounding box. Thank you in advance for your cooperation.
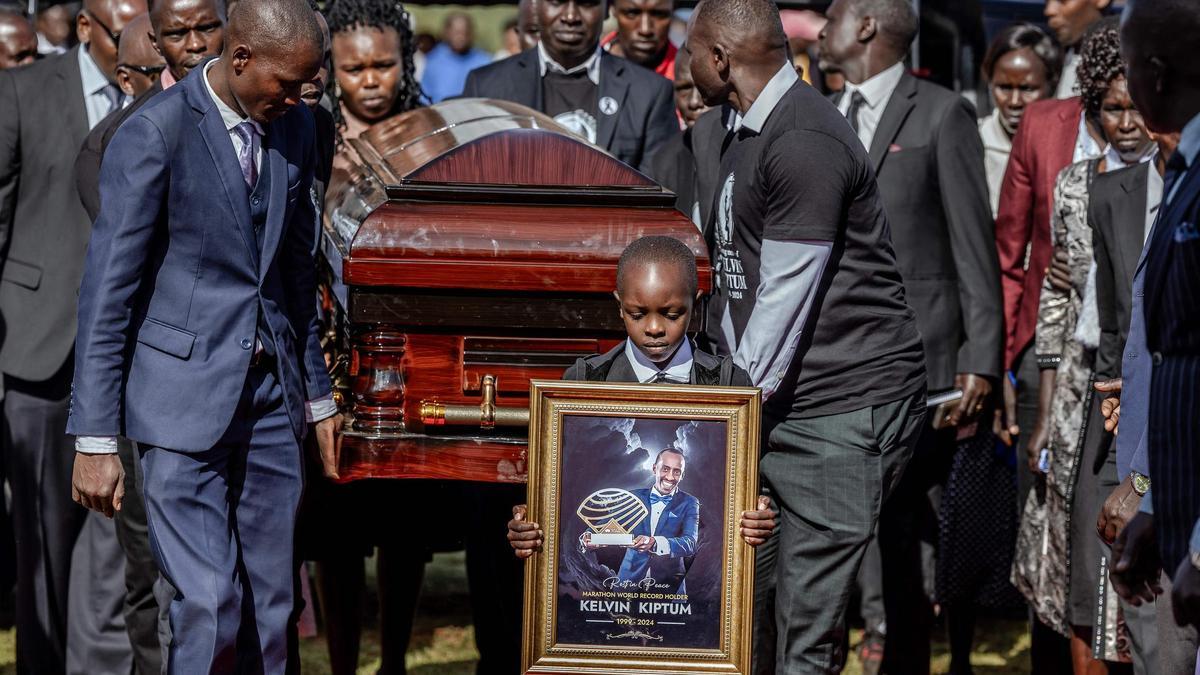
[0,552,1032,673]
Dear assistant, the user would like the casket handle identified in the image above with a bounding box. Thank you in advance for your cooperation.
[419,374,530,429]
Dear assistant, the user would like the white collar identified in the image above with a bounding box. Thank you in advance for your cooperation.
[203,59,264,135]
[843,61,905,112]
[1075,110,1103,162]
[624,337,693,384]
[979,109,1012,152]
[77,44,112,97]
[537,41,601,86]
[733,62,799,134]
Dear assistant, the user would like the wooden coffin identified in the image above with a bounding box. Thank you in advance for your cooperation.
[321,98,710,483]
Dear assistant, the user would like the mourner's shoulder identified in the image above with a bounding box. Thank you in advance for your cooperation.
[466,50,533,83]
[605,53,671,90]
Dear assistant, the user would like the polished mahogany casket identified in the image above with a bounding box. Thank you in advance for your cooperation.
[320,99,710,483]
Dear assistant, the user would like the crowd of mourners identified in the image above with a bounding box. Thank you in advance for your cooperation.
[1,0,1200,673]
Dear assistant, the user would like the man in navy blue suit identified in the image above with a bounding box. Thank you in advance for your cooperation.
[1111,0,1200,634]
[65,0,340,670]
[585,448,700,594]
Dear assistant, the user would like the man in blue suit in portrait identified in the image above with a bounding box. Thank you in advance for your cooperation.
[587,448,700,594]
[64,0,342,671]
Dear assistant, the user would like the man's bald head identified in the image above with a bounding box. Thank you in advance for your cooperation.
[211,0,322,124]
[115,12,165,95]
[817,0,915,83]
[0,9,38,69]
[79,0,149,81]
[687,0,788,109]
[1121,0,1200,134]
[224,0,321,61]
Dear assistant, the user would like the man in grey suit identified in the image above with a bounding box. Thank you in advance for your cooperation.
[0,0,145,670]
[817,0,1003,671]
[461,0,677,172]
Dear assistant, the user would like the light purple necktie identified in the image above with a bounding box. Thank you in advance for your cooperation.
[232,121,259,189]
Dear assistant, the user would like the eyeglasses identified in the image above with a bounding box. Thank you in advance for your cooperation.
[86,11,122,47]
[119,63,167,77]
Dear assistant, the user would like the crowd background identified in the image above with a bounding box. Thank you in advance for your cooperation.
[2,0,1199,673]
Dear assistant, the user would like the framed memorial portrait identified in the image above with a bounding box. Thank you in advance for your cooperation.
[522,380,761,675]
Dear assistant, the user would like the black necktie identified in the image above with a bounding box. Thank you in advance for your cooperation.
[651,372,679,384]
[845,90,866,135]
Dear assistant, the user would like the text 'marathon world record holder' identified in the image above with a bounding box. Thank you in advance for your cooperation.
[318,98,710,483]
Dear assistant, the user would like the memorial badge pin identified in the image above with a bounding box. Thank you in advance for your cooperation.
[600,96,620,116]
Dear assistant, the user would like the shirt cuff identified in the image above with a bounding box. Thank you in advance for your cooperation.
[306,395,338,423]
[1139,488,1154,515]
[653,536,670,556]
[75,436,120,455]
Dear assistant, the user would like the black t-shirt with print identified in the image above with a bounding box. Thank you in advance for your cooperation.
[542,69,599,145]
[710,81,926,418]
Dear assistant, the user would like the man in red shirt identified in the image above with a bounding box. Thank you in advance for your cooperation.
[601,0,676,79]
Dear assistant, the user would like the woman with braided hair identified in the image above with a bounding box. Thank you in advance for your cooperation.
[300,3,426,673]
[326,0,423,150]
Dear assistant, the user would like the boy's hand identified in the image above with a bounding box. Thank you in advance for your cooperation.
[507,504,543,559]
[740,495,777,546]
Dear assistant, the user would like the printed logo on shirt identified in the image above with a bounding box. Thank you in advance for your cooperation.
[599,96,619,116]
[714,173,747,300]
[554,109,598,144]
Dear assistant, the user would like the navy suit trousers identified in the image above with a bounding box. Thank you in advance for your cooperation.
[140,365,302,675]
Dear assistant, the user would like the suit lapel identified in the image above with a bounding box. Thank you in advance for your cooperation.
[869,72,916,175]
[516,49,543,111]
[596,54,628,152]
[257,121,288,278]
[606,349,637,383]
[60,46,89,143]
[654,492,684,533]
[1144,164,1200,323]
[190,73,259,270]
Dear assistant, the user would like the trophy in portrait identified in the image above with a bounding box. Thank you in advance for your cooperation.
[577,488,649,546]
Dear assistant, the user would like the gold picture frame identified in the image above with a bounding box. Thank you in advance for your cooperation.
[523,380,761,675]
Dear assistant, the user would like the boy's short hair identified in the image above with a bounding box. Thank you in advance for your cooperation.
[616,236,699,297]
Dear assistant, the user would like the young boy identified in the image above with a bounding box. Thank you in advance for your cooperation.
[507,235,776,556]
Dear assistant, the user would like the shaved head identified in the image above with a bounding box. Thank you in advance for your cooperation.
[225,0,321,62]
[692,0,787,52]
[686,0,788,110]
[1121,0,1200,133]
[0,9,38,69]
[117,13,159,65]
[79,0,149,81]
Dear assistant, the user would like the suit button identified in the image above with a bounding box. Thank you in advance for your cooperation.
[1152,352,1163,366]
[240,338,253,350]
[251,197,261,206]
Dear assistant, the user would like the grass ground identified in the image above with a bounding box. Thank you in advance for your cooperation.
[0,552,1034,674]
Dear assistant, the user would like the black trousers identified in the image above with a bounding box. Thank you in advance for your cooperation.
[463,482,525,675]
[3,360,87,674]
[751,390,926,675]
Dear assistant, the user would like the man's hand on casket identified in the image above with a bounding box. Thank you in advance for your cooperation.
[508,504,543,559]
[313,414,344,479]
[740,495,777,547]
[72,452,125,518]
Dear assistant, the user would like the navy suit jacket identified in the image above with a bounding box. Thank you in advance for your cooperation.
[67,64,331,451]
[461,49,677,173]
[616,487,699,593]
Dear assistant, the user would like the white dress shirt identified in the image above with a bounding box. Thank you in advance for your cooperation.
[202,59,263,171]
[624,338,693,384]
[835,61,905,151]
[1056,51,1079,100]
[78,45,126,130]
[1146,158,1164,242]
[536,41,601,85]
[978,109,1012,218]
[646,486,675,556]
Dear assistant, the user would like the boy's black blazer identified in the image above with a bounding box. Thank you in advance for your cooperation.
[562,342,752,387]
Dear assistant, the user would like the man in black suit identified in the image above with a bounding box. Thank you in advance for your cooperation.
[0,0,146,670]
[817,0,1002,671]
[1111,0,1200,635]
[461,0,676,172]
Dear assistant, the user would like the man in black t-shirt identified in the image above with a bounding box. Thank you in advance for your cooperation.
[462,0,678,171]
[686,0,927,672]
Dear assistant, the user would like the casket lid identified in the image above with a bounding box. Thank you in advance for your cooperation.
[346,98,669,205]
[327,99,710,295]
